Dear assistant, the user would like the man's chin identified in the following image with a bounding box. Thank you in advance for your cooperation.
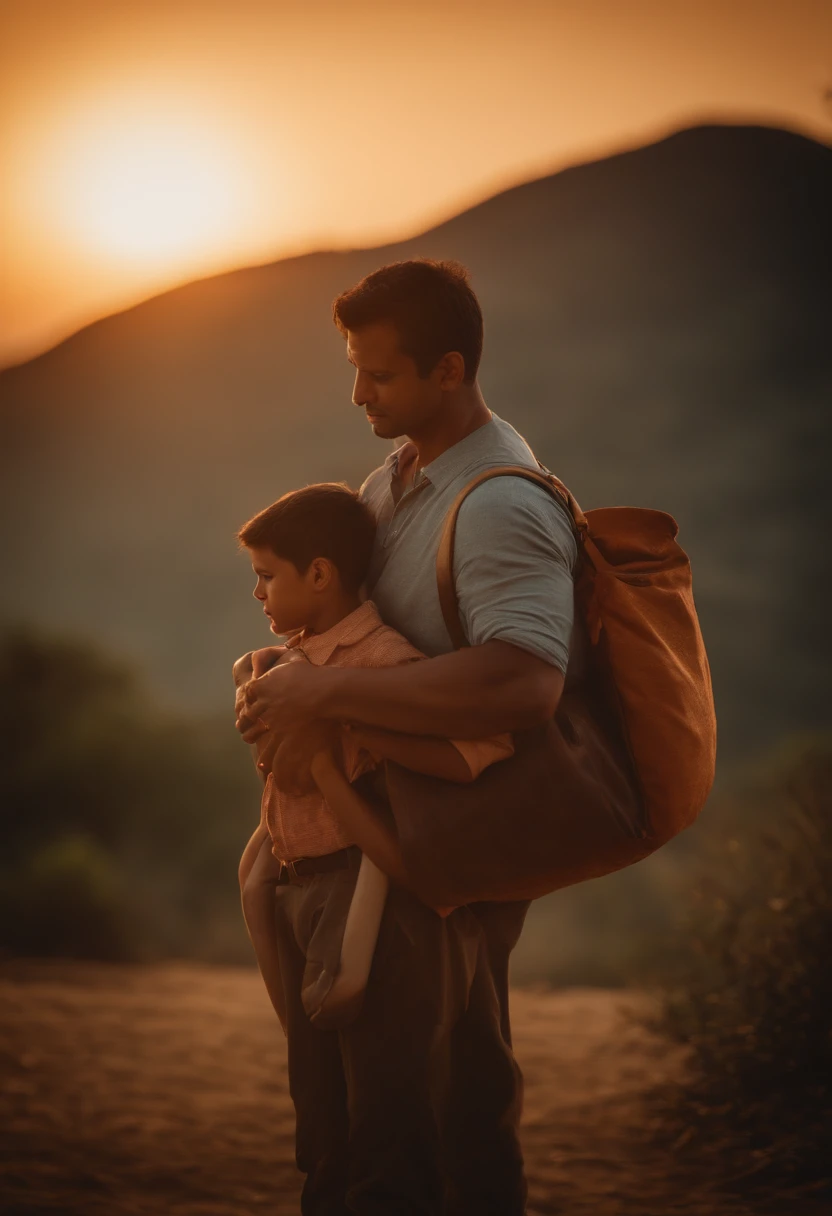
[368,417,399,439]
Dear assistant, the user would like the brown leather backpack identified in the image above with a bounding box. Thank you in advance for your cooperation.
[384,466,717,908]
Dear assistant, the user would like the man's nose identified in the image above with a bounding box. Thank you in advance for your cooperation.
[352,371,375,407]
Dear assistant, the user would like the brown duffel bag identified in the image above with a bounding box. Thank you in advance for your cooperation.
[383,465,717,909]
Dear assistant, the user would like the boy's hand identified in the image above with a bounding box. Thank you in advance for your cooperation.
[233,647,286,686]
[232,652,255,687]
[251,646,287,677]
[272,721,341,796]
[255,732,280,778]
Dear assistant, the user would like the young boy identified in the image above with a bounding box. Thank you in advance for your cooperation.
[234,482,513,1032]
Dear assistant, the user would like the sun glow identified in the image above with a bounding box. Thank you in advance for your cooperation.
[3,0,830,368]
[67,121,241,265]
[59,109,245,268]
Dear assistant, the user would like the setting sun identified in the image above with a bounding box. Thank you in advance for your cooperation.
[2,0,829,367]
[66,116,243,266]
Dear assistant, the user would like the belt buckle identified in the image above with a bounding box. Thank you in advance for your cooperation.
[279,857,305,883]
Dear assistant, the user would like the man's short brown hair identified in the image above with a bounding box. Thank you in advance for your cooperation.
[332,259,483,383]
[237,483,376,594]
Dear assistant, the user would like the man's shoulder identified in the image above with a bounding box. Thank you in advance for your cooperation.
[455,473,578,569]
[456,468,572,522]
[472,412,539,467]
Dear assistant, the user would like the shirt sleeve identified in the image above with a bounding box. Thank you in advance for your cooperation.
[449,732,515,779]
[340,635,425,780]
[453,475,577,673]
[340,729,377,783]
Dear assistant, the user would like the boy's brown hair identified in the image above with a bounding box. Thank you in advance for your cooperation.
[237,483,376,593]
[332,259,483,383]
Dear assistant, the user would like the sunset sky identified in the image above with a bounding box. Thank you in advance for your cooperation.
[2,0,830,368]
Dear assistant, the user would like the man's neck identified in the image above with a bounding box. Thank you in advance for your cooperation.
[408,385,491,470]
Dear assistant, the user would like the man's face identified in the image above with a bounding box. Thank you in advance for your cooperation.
[249,546,315,636]
[346,321,445,441]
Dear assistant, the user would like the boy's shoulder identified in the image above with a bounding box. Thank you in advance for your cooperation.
[330,603,425,669]
[364,619,425,667]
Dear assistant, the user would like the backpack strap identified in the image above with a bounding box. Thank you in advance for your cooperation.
[436,465,588,649]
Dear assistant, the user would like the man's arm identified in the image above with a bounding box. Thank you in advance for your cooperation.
[241,639,563,740]
[240,475,574,741]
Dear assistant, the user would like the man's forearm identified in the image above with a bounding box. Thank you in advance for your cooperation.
[322,641,562,738]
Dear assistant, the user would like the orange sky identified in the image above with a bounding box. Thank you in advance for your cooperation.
[2,0,830,368]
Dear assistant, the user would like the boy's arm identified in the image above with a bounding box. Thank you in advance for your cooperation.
[238,822,270,890]
[309,752,411,889]
[346,725,479,783]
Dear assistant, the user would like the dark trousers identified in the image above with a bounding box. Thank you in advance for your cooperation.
[443,899,530,1216]
[273,878,530,1215]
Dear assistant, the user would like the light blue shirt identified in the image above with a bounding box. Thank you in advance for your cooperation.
[360,413,577,672]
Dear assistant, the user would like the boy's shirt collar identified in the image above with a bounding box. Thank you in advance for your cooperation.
[286,600,382,665]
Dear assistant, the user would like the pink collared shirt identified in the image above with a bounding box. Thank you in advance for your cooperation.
[262,600,513,861]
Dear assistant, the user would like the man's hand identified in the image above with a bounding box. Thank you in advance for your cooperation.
[272,721,341,796]
[240,657,333,741]
[234,646,294,742]
[233,653,260,736]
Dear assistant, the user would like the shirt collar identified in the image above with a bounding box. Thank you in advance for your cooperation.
[287,600,383,665]
[386,413,501,496]
[384,444,405,470]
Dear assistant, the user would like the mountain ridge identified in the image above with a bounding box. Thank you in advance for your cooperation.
[2,121,830,770]
[5,120,829,377]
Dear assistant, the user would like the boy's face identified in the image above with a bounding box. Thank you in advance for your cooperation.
[249,546,316,636]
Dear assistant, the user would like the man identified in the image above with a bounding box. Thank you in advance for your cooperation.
[238,259,577,1214]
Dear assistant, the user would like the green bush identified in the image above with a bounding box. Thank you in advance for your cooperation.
[649,734,832,1192]
[0,833,136,960]
[0,626,260,962]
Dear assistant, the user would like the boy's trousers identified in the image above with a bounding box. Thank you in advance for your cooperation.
[273,873,529,1216]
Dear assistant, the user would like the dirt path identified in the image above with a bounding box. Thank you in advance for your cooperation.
[0,961,816,1215]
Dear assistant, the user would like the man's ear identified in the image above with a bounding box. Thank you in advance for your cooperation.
[436,351,466,392]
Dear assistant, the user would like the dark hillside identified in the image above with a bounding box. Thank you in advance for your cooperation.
[2,123,830,766]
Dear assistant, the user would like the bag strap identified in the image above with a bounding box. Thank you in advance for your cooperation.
[435,464,588,649]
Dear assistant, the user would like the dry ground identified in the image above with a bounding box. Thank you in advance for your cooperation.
[0,961,823,1216]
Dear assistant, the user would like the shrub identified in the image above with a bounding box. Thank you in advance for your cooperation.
[0,834,136,960]
[649,734,832,1193]
[0,626,259,963]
